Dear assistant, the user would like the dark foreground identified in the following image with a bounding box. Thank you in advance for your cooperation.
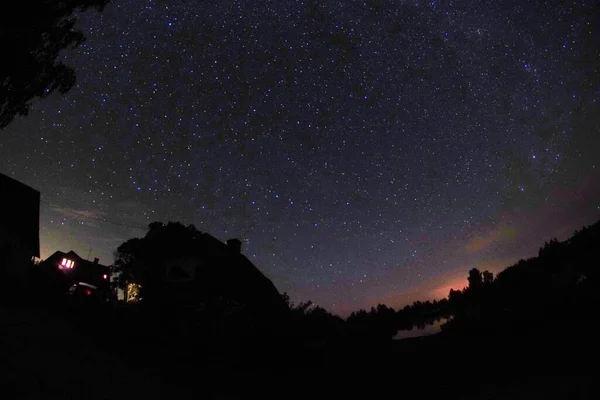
[1,289,595,400]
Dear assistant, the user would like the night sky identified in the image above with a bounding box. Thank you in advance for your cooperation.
[1,0,599,315]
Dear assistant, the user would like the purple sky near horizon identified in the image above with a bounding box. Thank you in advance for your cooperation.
[1,0,599,315]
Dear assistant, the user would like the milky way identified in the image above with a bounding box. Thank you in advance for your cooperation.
[1,0,599,314]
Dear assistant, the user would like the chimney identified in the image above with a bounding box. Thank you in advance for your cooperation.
[93,257,99,264]
[226,238,242,254]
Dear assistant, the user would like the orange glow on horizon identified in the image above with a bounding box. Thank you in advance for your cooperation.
[429,277,468,299]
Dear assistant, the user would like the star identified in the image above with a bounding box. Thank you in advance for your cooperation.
[1,0,599,314]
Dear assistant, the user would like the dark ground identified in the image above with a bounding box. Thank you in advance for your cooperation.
[0,278,596,399]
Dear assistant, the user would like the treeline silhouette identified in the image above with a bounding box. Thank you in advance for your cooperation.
[6,219,599,397]
[342,221,600,340]
[22,219,600,348]
[277,219,600,344]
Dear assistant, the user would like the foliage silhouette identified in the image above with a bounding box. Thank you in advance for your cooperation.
[344,220,600,340]
[0,0,108,129]
[282,292,345,347]
[467,268,483,289]
[482,270,494,284]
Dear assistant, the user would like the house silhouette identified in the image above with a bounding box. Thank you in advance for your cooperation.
[40,250,110,291]
[159,234,287,315]
[123,222,289,320]
[0,172,40,281]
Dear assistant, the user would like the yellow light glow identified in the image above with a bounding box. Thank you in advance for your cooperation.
[127,283,141,303]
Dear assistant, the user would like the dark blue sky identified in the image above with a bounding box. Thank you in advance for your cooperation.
[1,0,599,314]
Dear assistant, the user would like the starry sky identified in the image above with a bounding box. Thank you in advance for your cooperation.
[1,0,599,315]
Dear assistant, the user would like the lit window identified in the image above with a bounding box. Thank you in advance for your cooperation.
[103,274,108,280]
[61,258,68,266]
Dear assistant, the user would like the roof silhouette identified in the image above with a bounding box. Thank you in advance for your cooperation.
[41,250,110,288]
[129,222,289,316]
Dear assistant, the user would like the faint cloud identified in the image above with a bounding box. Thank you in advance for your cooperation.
[465,224,518,254]
[51,206,104,222]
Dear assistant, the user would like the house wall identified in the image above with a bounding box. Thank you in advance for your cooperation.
[164,256,200,283]
[0,173,40,258]
[0,228,34,283]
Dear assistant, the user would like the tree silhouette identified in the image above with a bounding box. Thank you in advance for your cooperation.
[467,268,483,289]
[482,270,494,285]
[346,303,399,340]
[0,0,108,129]
[448,288,463,304]
[113,222,201,299]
